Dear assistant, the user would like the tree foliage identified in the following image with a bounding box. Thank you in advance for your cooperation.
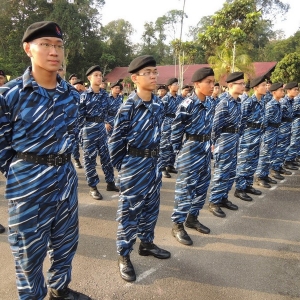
[271,53,300,83]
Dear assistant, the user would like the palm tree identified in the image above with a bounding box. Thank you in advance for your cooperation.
[208,44,254,81]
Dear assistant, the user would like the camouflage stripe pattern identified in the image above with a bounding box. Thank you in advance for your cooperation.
[106,93,123,138]
[109,93,164,256]
[79,88,114,186]
[209,92,241,203]
[256,99,282,178]
[235,95,265,190]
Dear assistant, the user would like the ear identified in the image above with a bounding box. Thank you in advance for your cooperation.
[131,74,137,83]
[23,42,32,57]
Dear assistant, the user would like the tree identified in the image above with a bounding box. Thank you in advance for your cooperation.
[271,52,300,83]
[208,46,254,81]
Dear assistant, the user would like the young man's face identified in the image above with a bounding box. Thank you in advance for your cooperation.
[169,82,179,93]
[229,80,245,95]
[111,86,121,96]
[157,88,167,98]
[212,85,220,96]
[197,76,215,96]
[255,82,267,96]
[69,77,77,85]
[266,83,271,91]
[181,88,190,98]
[287,87,299,98]
[0,75,6,86]
[132,67,158,92]
[89,71,102,86]
[24,37,64,72]
[273,88,285,100]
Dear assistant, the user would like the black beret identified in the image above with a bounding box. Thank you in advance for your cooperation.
[214,82,220,87]
[111,81,123,88]
[22,21,63,43]
[86,65,101,76]
[182,84,190,90]
[0,70,5,77]
[191,67,214,82]
[128,55,156,73]
[166,78,178,86]
[284,82,298,90]
[266,79,272,84]
[269,82,283,92]
[226,72,244,83]
[250,75,265,88]
[68,73,77,80]
[157,85,167,90]
[73,79,83,85]
[245,83,250,89]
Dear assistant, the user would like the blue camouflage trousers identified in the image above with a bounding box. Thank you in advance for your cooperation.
[72,139,81,160]
[160,117,176,168]
[209,133,239,203]
[286,118,300,161]
[256,126,279,178]
[116,156,161,256]
[235,128,262,190]
[271,123,292,171]
[172,141,211,224]
[82,124,114,186]
[8,192,78,300]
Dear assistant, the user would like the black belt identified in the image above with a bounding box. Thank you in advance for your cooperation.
[246,122,263,129]
[221,126,239,134]
[108,112,115,117]
[186,133,211,142]
[166,113,176,118]
[16,152,71,166]
[85,116,104,123]
[127,146,159,158]
[282,117,293,123]
[268,122,280,128]
[294,114,300,119]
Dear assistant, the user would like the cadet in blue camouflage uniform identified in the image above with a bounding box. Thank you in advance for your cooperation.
[240,82,250,102]
[283,84,300,167]
[78,65,118,200]
[271,82,299,179]
[170,68,215,246]
[157,84,167,99]
[234,76,266,201]
[106,79,124,138]
[0,21,90,300]
[287,93,300,163]
[263,80,273,104]
[180,84,191,99]
[255,83,284,188]
[208,72,244,218]
[109,55,170,282]
[160,77,183,178]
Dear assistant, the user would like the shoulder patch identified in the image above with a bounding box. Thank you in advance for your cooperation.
[181,98,192,108]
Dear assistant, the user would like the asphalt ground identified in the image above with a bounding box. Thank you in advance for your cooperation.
[1,157,300,300]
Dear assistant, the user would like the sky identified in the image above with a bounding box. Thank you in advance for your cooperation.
[101,0,300,43]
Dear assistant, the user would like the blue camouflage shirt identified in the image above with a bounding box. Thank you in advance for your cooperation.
[161,92,183,115]
[107,93,123,126]
[108,92,164,171]
[280,95,294,119]
[211,92,242,144]
[171,93,214,152]
[263,98,282,128]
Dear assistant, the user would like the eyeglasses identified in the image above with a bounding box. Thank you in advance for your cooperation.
[136,71,159,77]
[31,42,64,51]
[232,82,246,86]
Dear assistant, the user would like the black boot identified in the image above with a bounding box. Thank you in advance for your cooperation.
[291,160,300,167]
[219,198,238,210]
[0,223,5,234]
[256,177,271,188]
[166,165,178,174]
[208,202,226,218]
[107,181,119,192]
[296,156,300,163]
[74,159,82,169]
[138,242,171,259]
[278,167,292,175]
[171,223,193,245]
[118,255,136,282]
[185,214,210,234]
[245,185,262,195]
[161,167,171,178]
[271,169,285,180]
[234,189,253,201]
[89,186,103,200]
[284,161,298,170]
[49,287,91,300]
[265,176,277,184]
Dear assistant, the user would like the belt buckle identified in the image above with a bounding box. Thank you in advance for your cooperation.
[55,156,63,166]
[151,149,157,157]
[235,128,238,133]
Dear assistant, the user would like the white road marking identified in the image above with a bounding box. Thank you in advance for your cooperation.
[136,268,156,282]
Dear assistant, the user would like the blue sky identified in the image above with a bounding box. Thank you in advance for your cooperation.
[101,0,300,42]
